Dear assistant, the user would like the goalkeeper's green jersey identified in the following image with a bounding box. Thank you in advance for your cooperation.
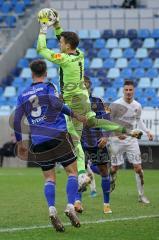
[37,27,85,98]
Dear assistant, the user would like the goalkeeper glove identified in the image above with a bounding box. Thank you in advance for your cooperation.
[50,8,60,28]
[38,8,57,34]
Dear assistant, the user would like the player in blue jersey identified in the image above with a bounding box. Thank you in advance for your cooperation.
[74,76,112,214]
[13,59,88,232]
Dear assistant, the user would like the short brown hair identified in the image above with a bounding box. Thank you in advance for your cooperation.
[61,31,79,49]
[124,80,135,87]
[30,59,47,77]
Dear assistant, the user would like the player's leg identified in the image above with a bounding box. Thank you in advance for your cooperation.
[87,161,97,197]
[42,167,65,232]
[63,160,81,227]
[126,139,150,204]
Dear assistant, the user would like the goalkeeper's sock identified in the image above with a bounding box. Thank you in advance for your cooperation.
[101,176,110,204]
[44,181,55,207]
[75,192,82,202]
[135,171,144,196]
[67,176,78,204]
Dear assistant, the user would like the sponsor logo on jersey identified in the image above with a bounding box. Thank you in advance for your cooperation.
[52,53,62,59]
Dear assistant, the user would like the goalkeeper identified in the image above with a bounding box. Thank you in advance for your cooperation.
[36,8,141,191]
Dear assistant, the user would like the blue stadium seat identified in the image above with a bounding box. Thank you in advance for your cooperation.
[5,16,16,28]
[127,29,137,39]
[20,68,32,79]
[149,49,159,59]
[145,68,158,78]
[25,48,37,59]
[97,48,110,59]
[12,77,24,87]
[133,68,145,78]
[107,68,120,79]
[14,3,25,15]
[135,88,144,98]
[110,48,122,58]
[139,97,148,107]
[115,58,128,68]
[84,58,90,69]
[120,68,132,79]
[140,58,153,69]
[89,30,100,39]
[86,49,97,58]
[143,38,155,49]
[103,58,115,69]
[105,88,117,98]
[7,97,17,106]
[155,39,159,48]
[0,96,8,105]
[151,29,159,39]
[106,38,118,48]
[90,77,101,88]
[101,29,113,39]
[152,78,159,88]
[138,77,151,88]
[46,28,56,39]
[131,39,143,49]
[144,88,156,97]
[113,77,124,88]
[153,58,159,68]
[114,29,125,39]
[92,86,104,97]
[0,87,3,96]
[93,39,105,49]
[1,2,12,13]
[118,38,130,49]
[78,30,89,39]
[117,87,123,97]
[128,58,140,68]
[138,29,151,39]
[150,97,159,107]
[3,86,16,97]
[135,48,148,59]
[17,58,29,69]
[47,39,58,48]
[123,48,135,59]
[47,68,57,79]
[90,58,103,68]
[97,68,106,78]
[25,78,32,87]
[44,59,54,68]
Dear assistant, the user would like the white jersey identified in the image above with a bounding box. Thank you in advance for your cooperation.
[110,97,148,132]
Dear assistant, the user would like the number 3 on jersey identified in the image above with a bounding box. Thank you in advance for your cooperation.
[29,95,42,118]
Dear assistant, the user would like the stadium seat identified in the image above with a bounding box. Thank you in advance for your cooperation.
[0,105,11,115]
[84,58,90,69]
[47,68,57,79]
[17,58,29,69]
[139,97,148,107]
[140,58,153,69]
[93,39,106,49]
[103,58,115,69]
[120,68,132,79]
[14,3,25,15]
[97,68,106,78]
[149,49,159,59]
[110,48,122,58]
[143,38,155,49]
[97,48,110,59]
[90,77,101,88]
[133,68,145,78]
[113,77,124,88]
[44,59,54,68]
[127,29,138,39]
[152,78,159,88]
[20,68,32,79]
[118,38,130,49]
[138,77,151,88]
[131,39,143,49]
[47,39,58,48]
[155,40,159,48]
[117,87,123,97]
[24,78,32,87]
[128,58,140,68]
[135,88,144,98]
[5,16,16,28]
[153,59,159,68]
[46,28,56,39]
[25,48,37,59]
[114,29,125,39]
[123,48,135,59]
[92,86,104,97]
[105,88,117,98]
[1,2,12,13]
[138,29,151,39]
[146,68,158,78]
[90,58,103,68]
[150,97,159,107]
[12,77,24,87]
[144,88,156,97]
[87,49,97,58]
[101,29,113,39]
[151,29,159,39]
[135,48,148,59]
[106,38,118,48]
[89,30,101,39]
[78,30,89,39]
[115,58,128,69]
[107,68,120,79]
[3,86,16,98]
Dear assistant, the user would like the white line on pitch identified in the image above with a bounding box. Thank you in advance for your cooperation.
[0,214,159,233]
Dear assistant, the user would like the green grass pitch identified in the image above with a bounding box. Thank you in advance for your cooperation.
[0,168,159,240]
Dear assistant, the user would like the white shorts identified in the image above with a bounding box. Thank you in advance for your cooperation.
[109,136,141,166]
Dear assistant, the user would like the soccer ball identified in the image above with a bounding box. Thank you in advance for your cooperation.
[38,8,57,26]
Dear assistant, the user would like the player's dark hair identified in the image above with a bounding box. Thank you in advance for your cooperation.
[61,31,79,49]
[124,80,135,87]
[30,59,47,77]
[84,75,92,88]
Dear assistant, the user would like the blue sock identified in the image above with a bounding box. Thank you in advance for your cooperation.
[66,176,78,205]
[90,164,100,175]
[75,191,82,202]
[44,181,55,207]
[101,176,110,204]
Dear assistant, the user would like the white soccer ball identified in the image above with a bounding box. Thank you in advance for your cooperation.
[38,8,57,26]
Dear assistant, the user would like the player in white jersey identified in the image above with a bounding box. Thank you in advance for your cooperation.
[109,80,153,204]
